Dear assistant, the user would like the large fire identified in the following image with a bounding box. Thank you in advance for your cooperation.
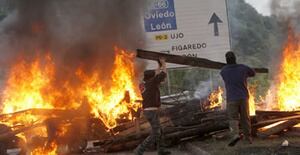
[77,47,141,128]
[2,57,54,113]
[0,47,141,154]
[273,29,300,111]
[1,55,56,126]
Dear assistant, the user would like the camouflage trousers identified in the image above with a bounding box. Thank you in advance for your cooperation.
[227,99,251,138]
[134,110,165,155]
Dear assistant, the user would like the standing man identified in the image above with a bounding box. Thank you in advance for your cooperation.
[220,51,255,146]
[134,57,171,155]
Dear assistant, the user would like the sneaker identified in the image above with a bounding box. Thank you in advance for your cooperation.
[228,135,240,147]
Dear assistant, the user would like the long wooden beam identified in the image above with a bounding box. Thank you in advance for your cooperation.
[253,115,300,128]
[136,49,269,73]
[257,119,300,138]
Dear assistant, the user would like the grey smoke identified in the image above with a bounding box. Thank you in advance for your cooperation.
[193,80,212,99]
[0,0,148,80]
[0,0,152,107]
[271,0,300,32]
[193,79,226,109]
[271,0,297,17]
[268,0,300,77]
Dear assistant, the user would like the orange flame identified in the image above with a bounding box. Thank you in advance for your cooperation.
[77,47,141,128]
[2,55,55,114]
[208,86,256,115]
[248,86,256,116]
[208,87,223,109]
[0,47,141,154]
[275,29,300,111]
[31,142,58,155]
[0,54,58,154]
[0,54,57,132]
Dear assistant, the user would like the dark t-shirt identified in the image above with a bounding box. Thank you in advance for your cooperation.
[220,64,255,102]
[140,71,166,109]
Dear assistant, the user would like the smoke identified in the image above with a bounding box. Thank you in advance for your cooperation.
[268,0,300,78]
[0,0,148,79]
[271,0,300,32]
[193,81,212,99]
[0,0,149,144]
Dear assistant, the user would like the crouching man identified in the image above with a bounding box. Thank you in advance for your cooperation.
[134,57,171,155]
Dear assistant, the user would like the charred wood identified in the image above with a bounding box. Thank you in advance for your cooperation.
[0,123,44,141]
[94,118,229,152]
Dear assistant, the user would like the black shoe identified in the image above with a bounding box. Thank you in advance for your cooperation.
[228,135,240,147]
[158,150,171,155]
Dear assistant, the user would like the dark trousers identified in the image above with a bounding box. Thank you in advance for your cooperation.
[135,110,164,155]
[227,99,251,138]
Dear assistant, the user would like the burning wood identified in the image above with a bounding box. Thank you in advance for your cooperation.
[94,110,300,153]
[0,48,143,154]
[257,120,300,138]
[1,94,300,154]
[0,122,44,141]
[253,114,300,129]
[270,29,300,111]
[1,28,300,154]
[92,110,229,152]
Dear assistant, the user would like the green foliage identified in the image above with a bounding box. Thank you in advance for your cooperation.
[227,0,283,67]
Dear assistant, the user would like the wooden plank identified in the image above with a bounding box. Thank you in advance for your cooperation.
[94,119,228,152]
[136,49,269,73]
[255,110,300,118]
[253,115,300,128]
[255,110,300,122]
[257,119,300,138]
[118,117,172,136]
[255,110,300,115]
[164,121,228,140]
[0,123,44,141]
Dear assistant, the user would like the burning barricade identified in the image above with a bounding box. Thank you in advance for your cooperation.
[0,15,300,155]
[0,48,143,154]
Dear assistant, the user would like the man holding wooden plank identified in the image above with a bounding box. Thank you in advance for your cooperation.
[220,51,255,146]
[134,57,171,155]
